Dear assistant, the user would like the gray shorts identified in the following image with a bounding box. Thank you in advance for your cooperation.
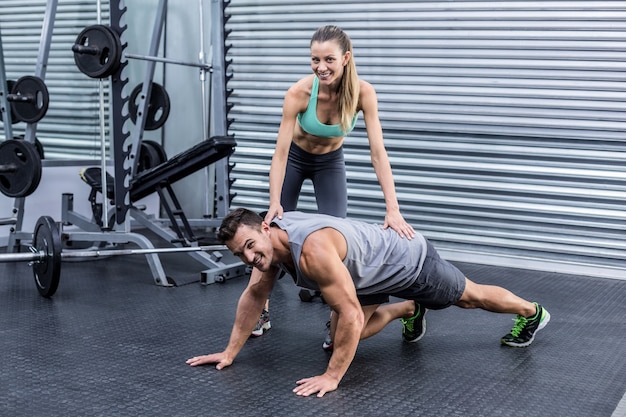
[358,240,466,309]
[397,240,466,309]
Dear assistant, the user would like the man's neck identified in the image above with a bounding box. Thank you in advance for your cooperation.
[269,226,293,267]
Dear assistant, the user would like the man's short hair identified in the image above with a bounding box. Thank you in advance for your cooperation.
[217,208,263,243]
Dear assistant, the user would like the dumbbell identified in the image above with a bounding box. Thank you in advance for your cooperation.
[298,289,326,303]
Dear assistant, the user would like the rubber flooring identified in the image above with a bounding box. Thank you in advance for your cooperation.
[1,247,625,416]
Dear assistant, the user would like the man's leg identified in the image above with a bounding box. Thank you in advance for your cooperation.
[455,278,536,315]
[360,301,416,340]
[327,301,415,345]
[455,278,550,347]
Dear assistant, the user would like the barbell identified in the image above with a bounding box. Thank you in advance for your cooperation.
[1,215,229,298]
[71,24,211,79]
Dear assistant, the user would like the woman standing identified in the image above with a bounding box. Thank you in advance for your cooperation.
[255,25,416,343]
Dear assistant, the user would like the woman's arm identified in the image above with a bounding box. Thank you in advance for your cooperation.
[265,79,309,223]
[359,81,415,239]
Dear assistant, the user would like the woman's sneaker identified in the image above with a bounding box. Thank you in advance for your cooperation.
[501,302,550,347]
[401,302,428,343]
[251,309,271,337]
[322,320,333,351]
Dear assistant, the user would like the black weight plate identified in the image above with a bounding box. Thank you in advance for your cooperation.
[129,82,171,130]
[9,76,49,123]
[143,140,167,164]
[14,135,45,159]
[137,141,161,173]
[32,215,62,298]
[72,24,122,78]
[0,80,19,124]
[0,139,42,197]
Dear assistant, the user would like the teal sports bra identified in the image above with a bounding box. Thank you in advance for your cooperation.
[296,76,358,138]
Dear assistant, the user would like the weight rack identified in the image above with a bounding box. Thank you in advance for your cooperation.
[0,0,244,288]
[61,0,244,287]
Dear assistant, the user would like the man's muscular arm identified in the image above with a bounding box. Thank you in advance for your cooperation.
[186,267,277,368]
[293,228,364,397]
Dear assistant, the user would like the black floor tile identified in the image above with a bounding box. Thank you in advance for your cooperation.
[1,251,625,417]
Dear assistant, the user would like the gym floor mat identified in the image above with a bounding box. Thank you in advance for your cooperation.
[1,250,624,416]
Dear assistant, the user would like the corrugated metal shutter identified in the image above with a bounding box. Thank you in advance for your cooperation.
[0,0,108,160]
[226,1,625,279]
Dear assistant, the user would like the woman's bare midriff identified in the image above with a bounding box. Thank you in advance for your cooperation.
[292,123,344,155]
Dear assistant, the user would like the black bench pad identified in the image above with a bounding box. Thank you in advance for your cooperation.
[79,136,236,202]
[130,136,235,201]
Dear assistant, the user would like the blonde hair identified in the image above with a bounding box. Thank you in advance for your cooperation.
[311,25,359,134]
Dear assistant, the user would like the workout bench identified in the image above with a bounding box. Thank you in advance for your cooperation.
[81,136,235,239]
[62,136,246,287]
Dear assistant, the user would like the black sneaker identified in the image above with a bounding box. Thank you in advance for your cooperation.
[401,302,427,343]
[501,302,550,347]
[322,320,333,351]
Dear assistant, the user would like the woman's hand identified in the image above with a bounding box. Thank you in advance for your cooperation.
[383,210,415,240]
[264,203,284,223]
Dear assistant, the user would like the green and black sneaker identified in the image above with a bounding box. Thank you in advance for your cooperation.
[501,302,550,348]
[401,302,428,343]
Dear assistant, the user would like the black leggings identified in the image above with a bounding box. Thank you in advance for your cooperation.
[281,141,347,218]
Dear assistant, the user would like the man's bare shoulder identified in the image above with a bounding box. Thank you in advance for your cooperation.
[301,227,347,258]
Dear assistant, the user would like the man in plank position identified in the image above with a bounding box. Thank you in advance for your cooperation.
[187,209,550,397]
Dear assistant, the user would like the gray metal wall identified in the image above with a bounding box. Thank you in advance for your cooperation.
[224,1,626,279]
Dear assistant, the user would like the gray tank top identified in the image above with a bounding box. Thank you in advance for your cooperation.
[272,212,428,295]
